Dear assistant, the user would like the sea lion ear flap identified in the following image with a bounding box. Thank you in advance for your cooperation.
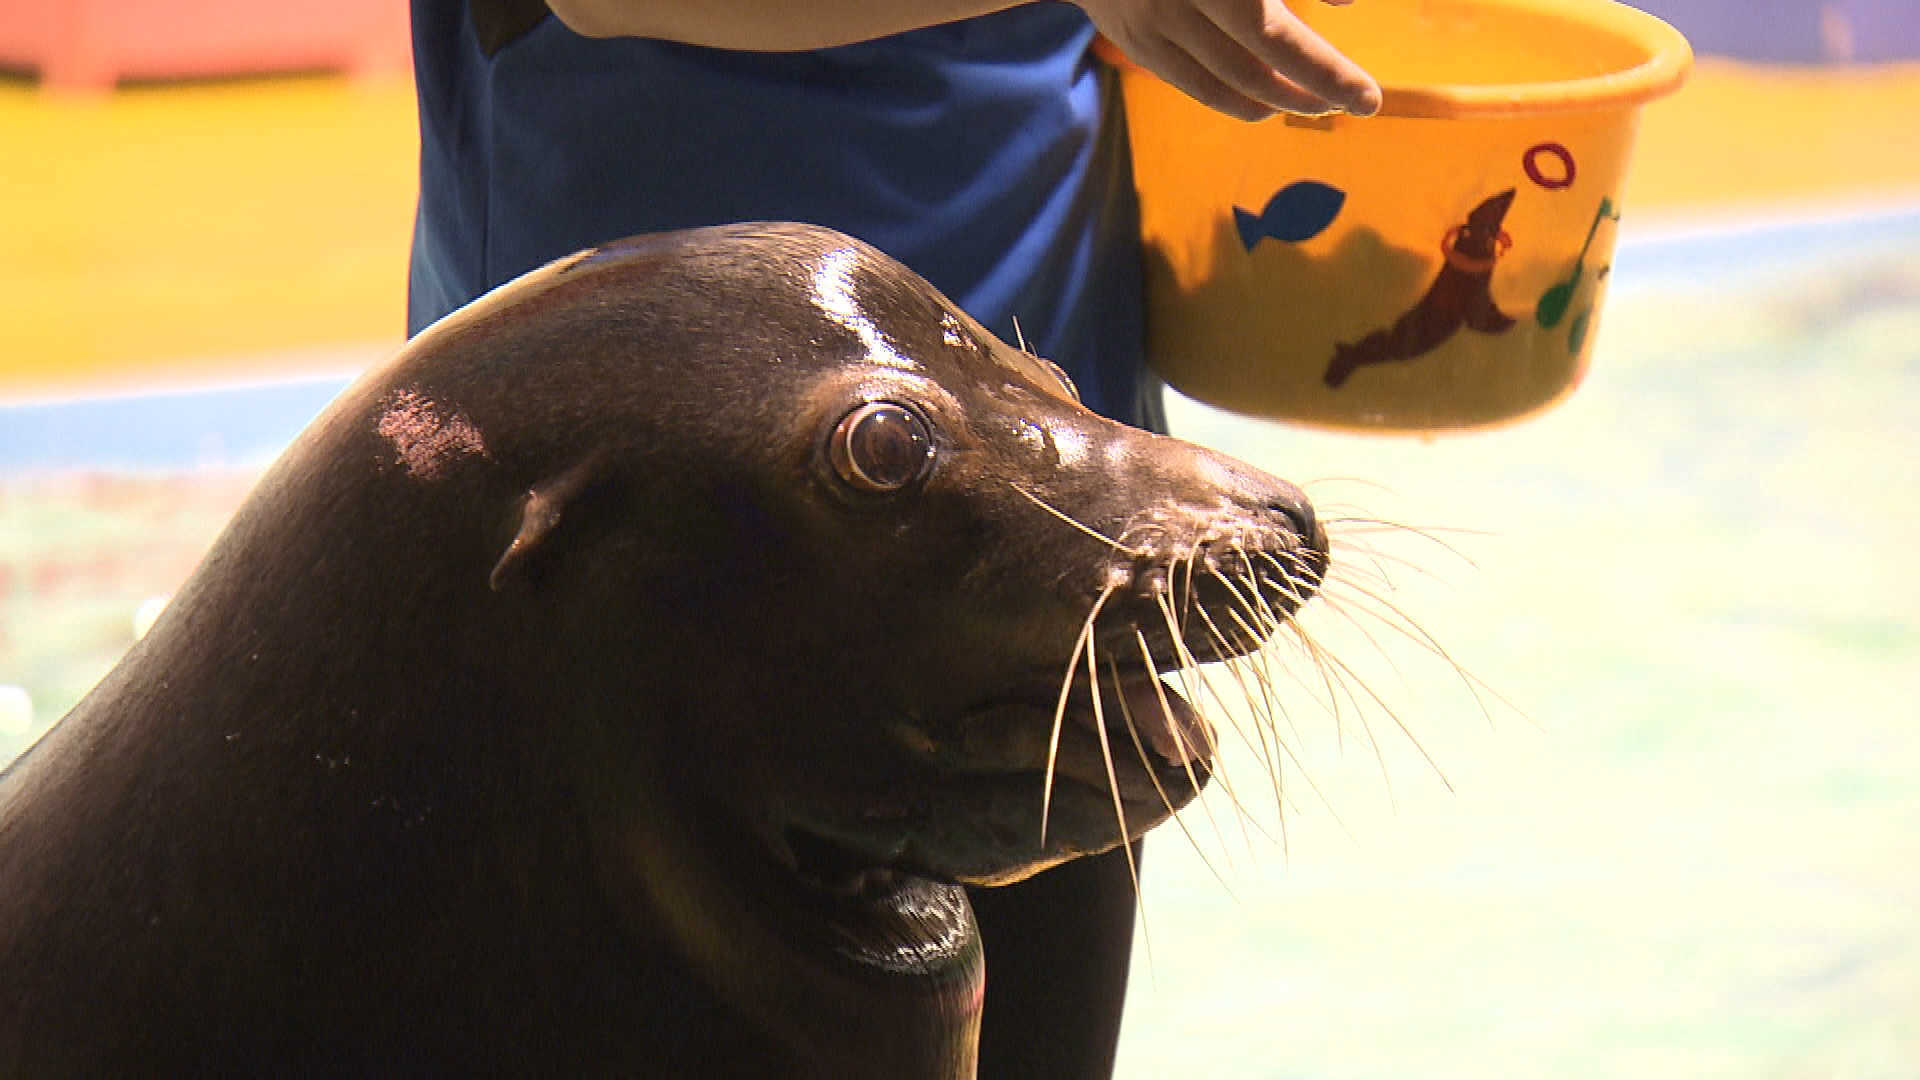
[489,455,604,591]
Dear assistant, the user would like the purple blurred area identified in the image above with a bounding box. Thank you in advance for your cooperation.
[1628,0,1920,63]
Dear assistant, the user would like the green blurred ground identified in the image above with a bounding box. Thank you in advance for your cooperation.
[1114,227,1920,1077]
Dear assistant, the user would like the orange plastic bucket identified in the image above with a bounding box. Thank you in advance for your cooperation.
[1111,0,1691,431]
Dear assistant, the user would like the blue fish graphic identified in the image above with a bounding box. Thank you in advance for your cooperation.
[1233,180,1346,251]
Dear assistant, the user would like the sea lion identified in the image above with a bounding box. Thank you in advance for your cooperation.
[0,222,1328,1077]
[1324,187,1519,388]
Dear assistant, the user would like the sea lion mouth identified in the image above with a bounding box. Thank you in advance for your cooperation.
[1041,669,1216,786]
[941,669,1216,798]
[772,669,1217,897]
[774,830,976,980]
[785,826,930,901]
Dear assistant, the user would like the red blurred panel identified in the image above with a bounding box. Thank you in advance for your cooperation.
[0,0,410,91]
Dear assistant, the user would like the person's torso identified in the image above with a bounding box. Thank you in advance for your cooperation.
[409,0,1153,424]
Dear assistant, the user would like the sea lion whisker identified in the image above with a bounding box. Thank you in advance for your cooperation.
[1240,619,1395,834]
[1204,556,1307,707]
[1322,517,1488,569]
[1307,501,1415,545]
[1221,587,1291,738]
[1324,515,1489,538]
[1105,655,1235,900]
[1115,521,1173,551]
[1175,549,1202,638]
[1264,547,1420,678]
[1163,589,1267,769]
[1222,543,1257,583]
[1271,617,1352,750]
[1320,522,1488,594]
[1252,545,1302,580]
[1153,588,1233,757]
[1152,618,1274,845]
[1126,629,1209,793]
[1188,602,1274,733]
[1317,578,1518,727]
[1203,600,1352,848]
[1284,619,1399,806]
[1153,592,1267,852]
[1219,559,1283,642]
[1211,577,1267,657]
[1172,604,1303,833]
[1250,549,1318,612]
[1213,549,1274,641]
[1216,602,1308,751]
[1300,590,1423,700]
[1131,628,1238,877]
[1301,637,1454,794]
[1189,603,1292,847]
[1316,518,1525,731]
[1189,568,1284,712]
[1299,475,1404,500]
[1011,483,1141,557]
[1223,551,1294,639]
[1101,657,1178,826]
[1299,492,1414,525]
[1154,591,1200,707]
[1259,540,1323,581]
[1041,583,1114,845]
[1313,541,1408,595]
[1185,642,1346,855]
[1248,614,1295,740]
[1082,633,1148,960]
[1246,557,1302,621]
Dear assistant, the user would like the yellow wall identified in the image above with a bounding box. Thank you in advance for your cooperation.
[0,59,1916,396]
[0,75,417,393]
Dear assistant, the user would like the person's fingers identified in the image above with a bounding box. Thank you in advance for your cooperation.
[1203,0,1382,115]
[1121,30,1281,121]
[1165,1,1344,116]
[1079,0,1379,120]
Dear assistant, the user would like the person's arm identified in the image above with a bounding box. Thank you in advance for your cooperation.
[543,0,1381,121]
[543,0,1025,50]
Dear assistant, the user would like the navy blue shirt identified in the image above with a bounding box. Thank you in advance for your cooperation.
[407,1,1158,428]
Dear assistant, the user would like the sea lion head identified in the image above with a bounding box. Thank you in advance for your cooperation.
[428,223,1328,896]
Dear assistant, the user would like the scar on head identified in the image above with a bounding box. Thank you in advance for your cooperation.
[376,387,490,478]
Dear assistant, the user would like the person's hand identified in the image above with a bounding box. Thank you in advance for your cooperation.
[1077,0,1382,120]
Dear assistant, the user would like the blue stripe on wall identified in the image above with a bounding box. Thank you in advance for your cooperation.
[1628,0,1920,64]
[0,376,352,470]
[3,204,1916,471]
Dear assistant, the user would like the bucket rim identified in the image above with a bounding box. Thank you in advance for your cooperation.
[1099,0,1694,121]
[1369,0,1694,119]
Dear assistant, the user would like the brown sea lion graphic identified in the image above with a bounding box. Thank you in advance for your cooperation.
[1324,188,1518,388]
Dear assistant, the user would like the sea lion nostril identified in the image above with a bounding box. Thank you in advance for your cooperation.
[1267,491,1320,549]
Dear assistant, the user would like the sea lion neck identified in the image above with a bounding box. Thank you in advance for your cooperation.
[563,683,986,1079]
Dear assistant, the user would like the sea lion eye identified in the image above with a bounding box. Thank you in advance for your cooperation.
[830,402,934,494]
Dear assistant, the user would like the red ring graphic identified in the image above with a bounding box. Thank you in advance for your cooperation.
[1524,142,1576,189]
